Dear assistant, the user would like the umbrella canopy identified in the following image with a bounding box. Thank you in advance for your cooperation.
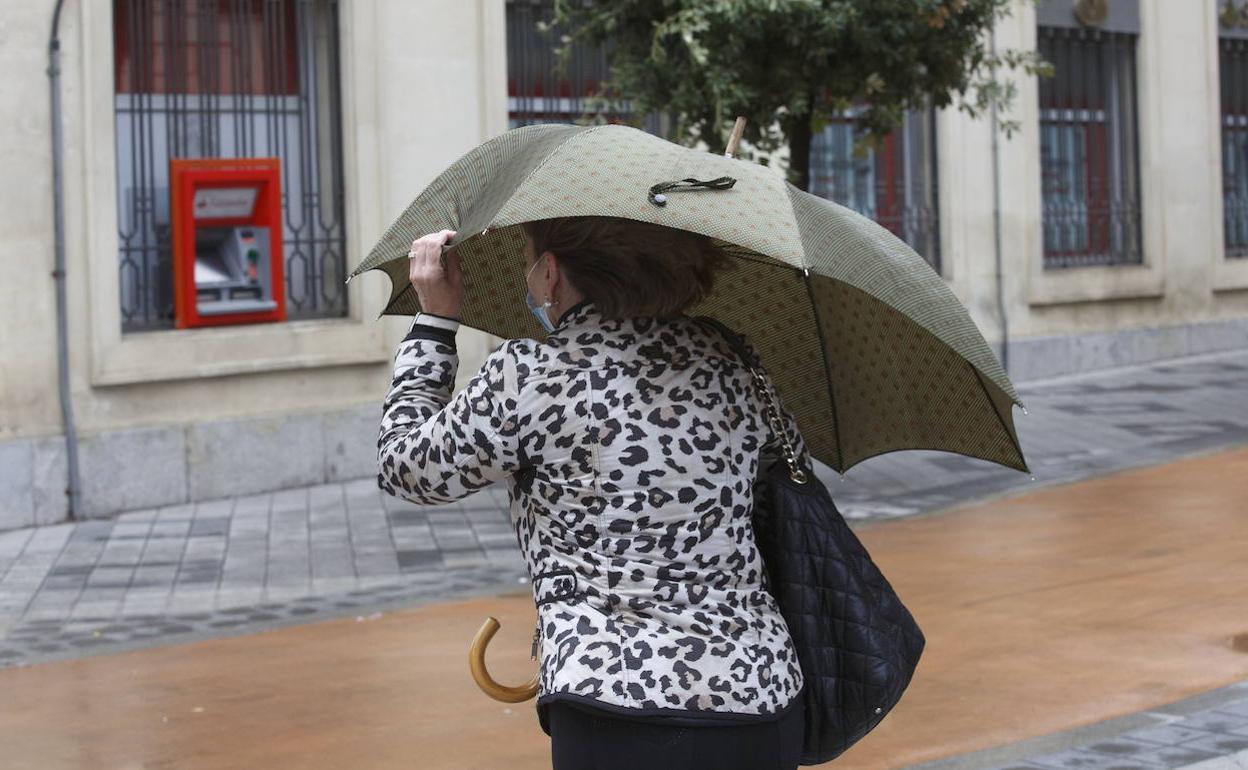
[347,122,1029,475]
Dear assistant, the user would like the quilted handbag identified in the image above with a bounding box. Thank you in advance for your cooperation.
[694,315,927,765]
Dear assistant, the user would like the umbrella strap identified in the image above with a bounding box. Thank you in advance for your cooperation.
[648,176,737,206]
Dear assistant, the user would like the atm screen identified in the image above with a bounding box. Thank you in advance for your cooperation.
[193,227,277,314]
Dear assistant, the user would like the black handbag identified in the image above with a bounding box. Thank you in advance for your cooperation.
[694,315,927,766]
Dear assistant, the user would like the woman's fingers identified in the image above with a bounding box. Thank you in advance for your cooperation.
[408,230,457,279]
[408,231,463,319]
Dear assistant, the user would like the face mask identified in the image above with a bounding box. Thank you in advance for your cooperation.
[524,253,557,333]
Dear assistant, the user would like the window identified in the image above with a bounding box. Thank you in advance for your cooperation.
[506,2,939,271]
[1221,35,1248,258]
[1037,24,1143,268]
[506,0,667,133]
[808,108,941,272]
[113,0,347,332]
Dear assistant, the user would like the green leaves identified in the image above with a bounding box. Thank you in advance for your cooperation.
[546,0,1050,189]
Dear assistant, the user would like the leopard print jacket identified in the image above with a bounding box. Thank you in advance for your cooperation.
[378,297,810,736]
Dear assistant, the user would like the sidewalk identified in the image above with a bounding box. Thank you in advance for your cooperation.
[1,445,1244,769]
[0,347,1245,669]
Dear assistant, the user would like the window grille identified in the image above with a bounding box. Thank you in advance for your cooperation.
[808,108,941,272]
[1221,36,1248,258]
[1037,25,1143,268]
[505,2,941,274]
[506,0,666,134]
[113,0,347,332]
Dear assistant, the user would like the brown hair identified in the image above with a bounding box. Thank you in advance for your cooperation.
[520,216,733,320]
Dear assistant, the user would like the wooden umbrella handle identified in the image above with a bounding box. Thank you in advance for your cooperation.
[469,616,540,703]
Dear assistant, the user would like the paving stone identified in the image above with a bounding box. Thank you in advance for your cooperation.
[1027,748,1164,770]
[484,548,525,564]
[1212,700,1248,720]
[1128,744,1222,768]
[477,533,520,548]
[1169,711,1248,734]
[152,513,193,529]
[387,511,429,526]
[395,550,443,570]
[1176,732,1248,754]
[442,550,489,568]
[68,602,121,621]
[0,529,33,555]
[22,608,72,623]
[1084,738,1175,760]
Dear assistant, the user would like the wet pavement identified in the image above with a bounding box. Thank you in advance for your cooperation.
[0,347,1246,669]
[0,445,1244,769]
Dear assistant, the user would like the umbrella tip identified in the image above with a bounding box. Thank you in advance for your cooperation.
[724,116,747,158]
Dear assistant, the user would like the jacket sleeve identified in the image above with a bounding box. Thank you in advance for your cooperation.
[378,316,521,506]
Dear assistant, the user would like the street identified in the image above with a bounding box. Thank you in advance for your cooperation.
[1,441,1245,769]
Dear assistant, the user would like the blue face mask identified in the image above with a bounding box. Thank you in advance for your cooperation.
[524,254,557,333]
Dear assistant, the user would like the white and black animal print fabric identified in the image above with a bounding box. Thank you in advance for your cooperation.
[378,298,811,736]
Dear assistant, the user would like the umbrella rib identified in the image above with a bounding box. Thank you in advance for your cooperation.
[971,363,1030,474]
[801,270,845,472]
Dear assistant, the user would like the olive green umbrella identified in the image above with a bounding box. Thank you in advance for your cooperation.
[346,122,1029,475]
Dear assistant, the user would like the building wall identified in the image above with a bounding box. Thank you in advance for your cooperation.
[0,0,1245,531]
[945,0,1248,381]
[0,0,510,529]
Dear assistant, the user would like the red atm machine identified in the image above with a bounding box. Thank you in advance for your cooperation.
[170,158,286,328]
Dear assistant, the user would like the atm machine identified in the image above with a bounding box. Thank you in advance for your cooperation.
[170,158,286,328]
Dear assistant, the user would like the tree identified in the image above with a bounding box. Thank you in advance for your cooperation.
[546,0,1052,191]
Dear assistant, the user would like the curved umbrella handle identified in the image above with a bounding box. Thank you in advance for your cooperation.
[469,616,540,702]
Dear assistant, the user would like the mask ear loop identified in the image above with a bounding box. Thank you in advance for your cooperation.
[524,252,556,309]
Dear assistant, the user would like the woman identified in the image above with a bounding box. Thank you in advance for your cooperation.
[380,216,811,770]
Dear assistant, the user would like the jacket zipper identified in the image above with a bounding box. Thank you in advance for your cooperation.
[530,620,541,661]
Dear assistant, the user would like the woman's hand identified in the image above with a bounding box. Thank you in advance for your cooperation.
[408,229,463,319]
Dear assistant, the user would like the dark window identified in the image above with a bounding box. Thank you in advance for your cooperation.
[113,0,347,332]
[808,108,941,272]
[1037,25,1143,268]
[506,0,667,134]
[506,1,941,273]
[1221,36,1248,258]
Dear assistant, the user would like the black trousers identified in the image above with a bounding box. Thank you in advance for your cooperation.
[548,695,805,770]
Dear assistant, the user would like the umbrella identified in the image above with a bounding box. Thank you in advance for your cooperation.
[347,121,1030,477]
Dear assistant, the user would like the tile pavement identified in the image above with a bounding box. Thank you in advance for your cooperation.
[0,348,1244,674]
[906,682,1248,770]
[0,483,529,667]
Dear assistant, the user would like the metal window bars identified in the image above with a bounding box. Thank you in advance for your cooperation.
[1037,24,1143,269]
[505,0,668,134]
[504,1,941,274]
[113,0,348,332]
[1221,36,1248,258]
[808,107,942,274]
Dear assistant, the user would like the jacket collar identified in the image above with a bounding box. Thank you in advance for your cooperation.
[540,298,732,369]
[552,296,596,331]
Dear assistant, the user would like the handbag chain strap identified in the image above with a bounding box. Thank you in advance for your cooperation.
[745,360,809,485]
[693,316,808,485]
